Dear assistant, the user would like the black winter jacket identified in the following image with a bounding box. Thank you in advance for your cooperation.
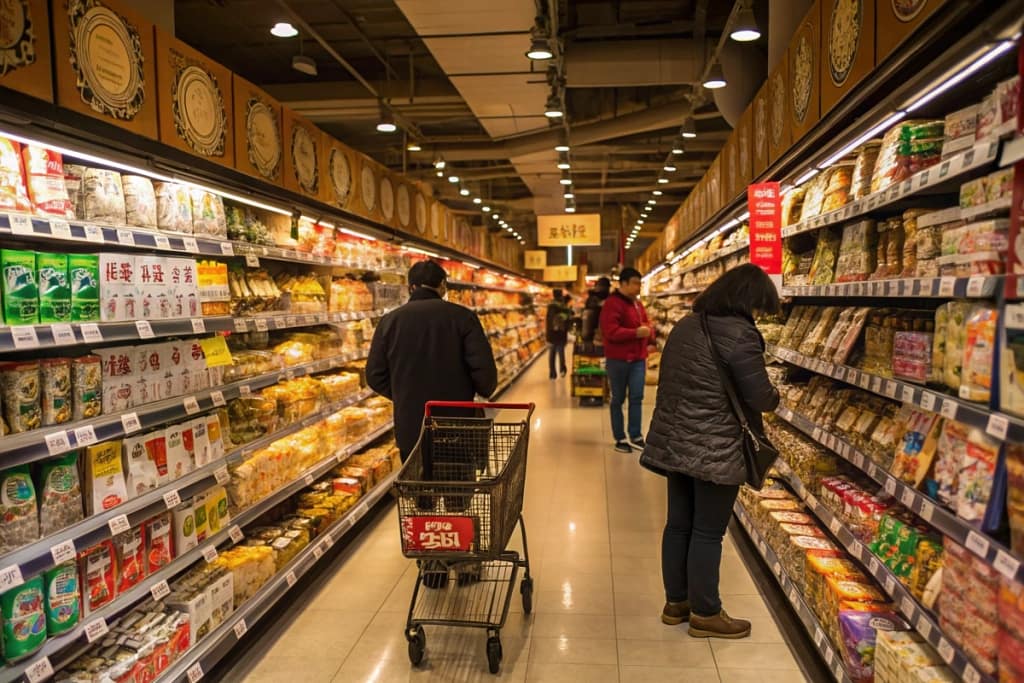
[366,288,498,456]
[640,312,779,485]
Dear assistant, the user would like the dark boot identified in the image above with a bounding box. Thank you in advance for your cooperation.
[661,600,690,625]
[688,610,751,639]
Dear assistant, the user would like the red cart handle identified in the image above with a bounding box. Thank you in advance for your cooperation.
[424,400,535,416]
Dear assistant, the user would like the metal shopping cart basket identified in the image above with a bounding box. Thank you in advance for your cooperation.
[392,401,535,674]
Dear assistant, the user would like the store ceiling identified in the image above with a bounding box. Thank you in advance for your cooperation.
[174,0,747,273]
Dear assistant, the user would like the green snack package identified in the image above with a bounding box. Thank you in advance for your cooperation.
[68,254,99,322]
[1,249,38,325]
[43,562,79,636]
[1,574,46,663]
[36,252,71,323]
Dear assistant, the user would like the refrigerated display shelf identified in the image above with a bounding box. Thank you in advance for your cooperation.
[771,460,994,683]
[781,275,1003,300]
[780,140,1001,240]
[491,346,546,400]
[0,351,370,468]
[3,421,394,683]
[0,388,375,582]
[448,279,532,294]
[732,505,852,683]
[774,405,1024,586]
[767,344,1024,443]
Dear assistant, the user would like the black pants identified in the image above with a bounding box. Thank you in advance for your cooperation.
[548,343,566,376]
[661,471,739,617]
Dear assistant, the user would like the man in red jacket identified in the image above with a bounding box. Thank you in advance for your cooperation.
[599,267,654,453]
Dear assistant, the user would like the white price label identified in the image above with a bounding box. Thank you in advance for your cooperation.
[183,237,199,252]
[183,395,201,415]
[967,276,986,297]
[163,489,181,509]
[963,665,982,683]
[965,530,991,558]
[191,318,206,334]
[900,596,915,619]
[0,564,24,591]
[108,514,130,536]
[285,570,297,587]
[920,392,937,412]
[987,413,1009,441]
[80,323,103,343]
[871,376,882,393]
[150,579,171,601]
[201,545,219,563]
[254,318,268,332]
[900,488,915,508]
[11,325,40,349]
[788,586,799,604]
[937,638,955,664]
[121,412,142,434]
[916,614,933,640]
[233,318,248,333]
[919,500,934,521]
[74,425,98,447]
[901,386,915,403]
[825,649,835,667]
[187,663,204,683]
[940,399,958,420]
[858,374,870,389]
[884,575,896,594]
[814,627,825,647]
[134,320,154,339]
[84,224,105,243]
[210,390,226,407]
[44,430,71,456]
[852,452,865,469]
[49,540,76,565]
[869,556,882,575]
[116,229,135,246]
[313,545,324,560]
[813,427,823,442]
[8,213,33,234]
[995,549,1021,579]
[239,385,251,397]
[233,618,248,639]
[50,323,76,345]
[884,381,898,398]
[939,277,956,297]
[772,562,782,577]
[245,254,260,267]
[829,517,842,534]
[24,656,53,683]
[49,218,72,239]
[228,525,244,543]
[220,242,235,256]
[214,466,230,485]
[884,478,897,496]
[84,617,109,642]
[303,473,315,486]
[154,234,171,250]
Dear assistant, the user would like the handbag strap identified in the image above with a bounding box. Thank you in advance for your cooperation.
[699,312,751,431]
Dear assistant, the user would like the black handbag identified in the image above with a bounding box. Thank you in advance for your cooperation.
[700,313,779,488]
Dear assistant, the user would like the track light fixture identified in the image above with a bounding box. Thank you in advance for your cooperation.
[559,171,572,186]
[672,145,685,154]
[730,6,761,42]
[653,190,663,196]
[544,92,564,118]
[703,60,727,89]
[563,191,574,199]
[657,177,670,184]
[433,155,446,170]
[681,118,697,138]
[554,136,570,153]
[271,22,299,38]
[663,164,677,172]
[375,103,397,133]
[406,139,422,152]
[557,153,571,170]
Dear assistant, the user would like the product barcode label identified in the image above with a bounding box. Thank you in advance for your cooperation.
[965,530,990,558]
[228,525,244,543]
[150,580,171,601]
[50,540,76,565]
[121,411,142,434]
[210,390,226,407]
[995,550,1022,580]
[50,323,76,345]
[84,224,104,242]
[84,617,109,642]
[920,392,936,412]
[8,213,33,234]
[44,430,71,456]
[214,466,230,485]
[187,663,204,683]
[163,489,182,509]
[73,425,98,448]
[24,656,53,683]
[49,218,72,239]
[233,618,248,639]
[937,638,955,663]
[108,514,131,535]
[916,614,933,640]
[80,323,103,343]
[183,237,199,252]
[116,229,135,246]
[986,413,1009,441]
[939,399,958,420]
[285,571,297,587]
[183,396,201,415]
[254,318,269,332]
[245,254,260,267]
[201,545,219,563]
[154,235,171,250]
[191,318,206,334]
[0,564,24,592]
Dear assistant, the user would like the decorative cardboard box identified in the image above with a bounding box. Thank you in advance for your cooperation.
[282,107,322,200]
[0,0,53,102]
[412,185,430,237]
[51,0,158,139]
[394,180,413,232]
[769,53,792,165]
[820,0,876,116]
[320,134,355,209]
[232,74,282,184]
[790,0,822,142]
[875,0,948,67]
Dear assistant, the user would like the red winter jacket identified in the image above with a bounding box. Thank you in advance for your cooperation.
[599,291,653,362]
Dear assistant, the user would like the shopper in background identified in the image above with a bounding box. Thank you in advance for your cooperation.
[640,263,781,639]
[580,276,611,343]
[599,267,654,453]
[545,288,571,379]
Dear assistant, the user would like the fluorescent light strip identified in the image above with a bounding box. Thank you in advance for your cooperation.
[405,246,440,258]
[904,40,1016,113]
[463,261,481,269]
[318,221,335,229]
[793,168,821,186]
[338,227,377,241]
[817,111,906,169]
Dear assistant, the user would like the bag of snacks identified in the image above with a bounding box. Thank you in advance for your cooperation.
[21,146,74,218]
[0,465,39,554]
[0,136,30,212]
[82,168,127,225]
[0,361,41,433]
[122,175,157,228]
[1,574,45,663]
[38,452,84,536]
[43,562,80,637]
[78,540,117,616]
[960,305,998,402]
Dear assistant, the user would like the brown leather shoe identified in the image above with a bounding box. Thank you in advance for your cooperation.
[661,600,690,625]
[688,609,751,639]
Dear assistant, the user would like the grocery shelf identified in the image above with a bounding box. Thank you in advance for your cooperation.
[648,287,703,298]
[152,470,398,683]
[1001,135,1024,167]
[0,309,387,354]
[670,240,750,278]
[731,505,852,683]
[491,346,546,400]
[781,140,1002,240]
[767,344,1024,443]
[771,460,995,683]
[774,405,1024,586]
[3,421,394,683]
[781,275,1003,300]
[0,389,376,581]
[448,279,533,295]
[0,350,370,468]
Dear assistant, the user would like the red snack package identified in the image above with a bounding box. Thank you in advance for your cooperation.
[113,525,147,593]
[144,512,174,573]
[21,145,74,218]
[78,540,117,616]
[0,136,31,212]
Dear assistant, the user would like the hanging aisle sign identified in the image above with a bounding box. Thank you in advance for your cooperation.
[524,251,547,269]
[537,214,601,246]
[748,182,782,275]
[543,265,578,282]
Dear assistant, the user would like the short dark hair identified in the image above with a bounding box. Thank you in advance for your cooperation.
[408,260,447,288]
[595,277,611,289]
[553,288,563,298]
[619,267,642,283]
[693,264,781,317]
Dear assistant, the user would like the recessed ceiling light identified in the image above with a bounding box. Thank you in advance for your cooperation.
[271,22,299,38]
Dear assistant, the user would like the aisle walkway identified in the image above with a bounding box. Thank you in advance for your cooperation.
[234,356,806,682]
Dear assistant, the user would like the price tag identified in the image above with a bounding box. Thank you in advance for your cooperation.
[939,161,951,178]
[214,466,230,485]
[788,586,799,604]
[210,390,226,407]
[869,463,882,479]
[965,530,991,558]
[49,218,72,239]
[901,386,915,403]
[135,320,154,339]
[995,549,1021,579]
[871,376,882,393]
[239,385,251,397]
[919,500,934,521]
[829,517,842,534]
[201,545,219,563]
[50,540,76,565]
[187,663,204,683]
[313,545,324,560]
[117,229,136,246]
[937,638,955,664]
[228,525,244,543]
[833,660,843,680]
[121,411,142,434]
[963,665,982,683]
[245,254,260,267]
[869,556,882,575]
[44,430,71,456]
[150,579,171,601]
[921,392,936,412]
[50,323,76,345]
[939,277,956,297]
[900,488,916,508]
[962,148,977,168]
[884,381,898,398]
[967,276,986,297]
[885,478,897,496]
[285,570,297,587]
[191,318,206,334]
[233,618,248,639]
[916,614,933,640]
[24,656,53,683]
[163,489,181,509]
[154,234,171,250]
[183,237,199,252]
[772,561,782,577]
[986,413,1009,441]
[80,323,103,343]
[8,213,33,234]
[183,396,201,415]
[825,649,835,667]
[814,627,826,647]
[84,224,105,243]
[220,242,235,256]
[813,427,823,442]
[84,617,109,643]
[852,452,865,469]
[0,564,24,592]
[108,514,131,536]
[11,325,40,349]
[940,399,958,420]
[900,596,915,619]
[884,575,896,594]
[303,473,315,486]
[254,318,268,332]
[74,425,98,447]
[919,169,931,187]
[885,280,896,296]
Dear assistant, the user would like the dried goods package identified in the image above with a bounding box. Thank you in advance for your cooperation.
[38,452,83,536]
[68,253,99,322]
[81,168,127,225]
[1,248,39,325]
[122,175,157,228]
[0,465,39,555]
[21,146,74,218]
[0,360,41,433]
[83,441,128,515]
[0,136,30,212]
[36,252,70,323]
[154,181,194,233]
[1,574,46,663]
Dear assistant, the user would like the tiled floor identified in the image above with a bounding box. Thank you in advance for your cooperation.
[233,355,808,682]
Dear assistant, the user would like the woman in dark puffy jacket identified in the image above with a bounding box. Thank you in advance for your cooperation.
[640,264,781,639]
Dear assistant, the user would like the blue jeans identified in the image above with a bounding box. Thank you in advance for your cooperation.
[606,359,645,441]
[548,343,566,376]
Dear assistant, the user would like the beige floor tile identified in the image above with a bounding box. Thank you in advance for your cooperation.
[612,590,665,617]
[525,662,620,682]
[717,594,775,619]
[242,655,343,683]
[535,587,615,615]
[527,637,619,665]
[615,614,692,641]
[619,665,720,683]
[617,638,717,668]
[710,642,803,670]
[715,669,809,682]
[610,555,663,574]
[530,613,616,639]
[263,608,374,660]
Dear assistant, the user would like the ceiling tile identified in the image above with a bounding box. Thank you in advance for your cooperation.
[393,0,533,34]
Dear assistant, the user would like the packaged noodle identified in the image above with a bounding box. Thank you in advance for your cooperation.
[154,181,193,233]
[63,163,85,218]
[0,465,39,554]
[40,357,71,426]
[0,136,30,212]
[71,354,102,420]
[38,452,84,536]
[21,145,74,218]
[122,175,157,228]
[81,168,127,225]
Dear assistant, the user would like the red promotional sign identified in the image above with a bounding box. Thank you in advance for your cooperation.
[401,516,476,552]
[747,182,782,274]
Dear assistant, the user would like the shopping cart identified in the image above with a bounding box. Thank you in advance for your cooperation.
[393,401,535,674]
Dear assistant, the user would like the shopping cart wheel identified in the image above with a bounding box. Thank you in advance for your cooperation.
[486,636,502,674]
[520,578,534,614]
[407,626,425,666]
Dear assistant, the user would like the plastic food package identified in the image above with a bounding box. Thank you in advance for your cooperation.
[934,420,969,507]
[154,181,194,233]
[113,527,147,594]
[891,410,941,487]
[835,220,877,282]
[957,428,999,522]
[808,228,840,285]
[942,302,970,390]
[0,136,30,212]
[850,142,881,199]
[78,540,117,617]
[71,354,102,421]
[144,512,174,574]
[122,175,157,228]
[781,187,805,227]
[0,465,39,555]
[40,357,71,426]
[81,168,127,225]
[43,562,80,637]
[124,433,160,497]
[38,452,84,536]
[1,574,46,663]
[83,441,128,515]
[63,163,85,218]
[959,305,998,402]
[37,252,71,324]
[1,360,41,434]
[189,189,227,238]
[68,254,99,323]
[2,248,39,326]
[21,145,74,218]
